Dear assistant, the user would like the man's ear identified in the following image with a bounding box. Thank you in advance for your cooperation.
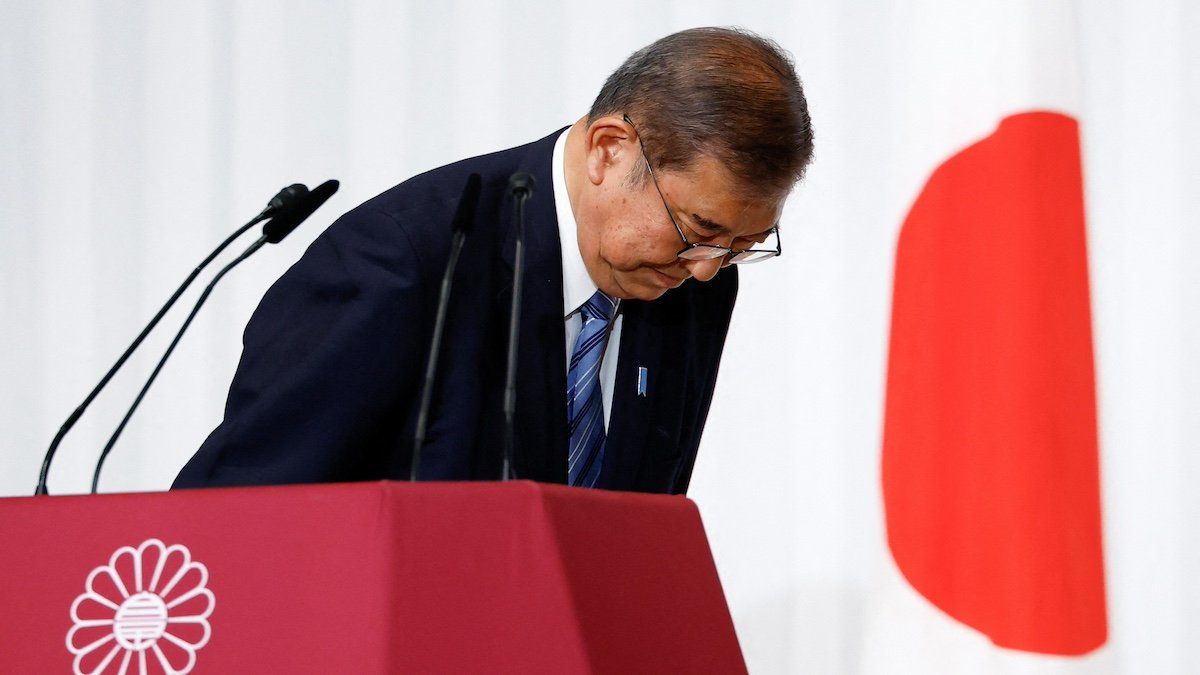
[584,115,635,186]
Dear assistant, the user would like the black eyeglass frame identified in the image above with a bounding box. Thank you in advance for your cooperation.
[623,114,782,264]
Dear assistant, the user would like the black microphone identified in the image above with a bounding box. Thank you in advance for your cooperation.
[266,183,310,216]
[88,180,340,493]
[508,173,535,197]
[502,172,536,481]
[34,183,313,496]
[410,173,483,481]
[264,179,339,243]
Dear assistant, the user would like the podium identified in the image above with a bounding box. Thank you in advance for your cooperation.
[0,480,745,673]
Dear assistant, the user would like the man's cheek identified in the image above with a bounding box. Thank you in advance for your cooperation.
[626,230,668,261]
[603,232,644,271]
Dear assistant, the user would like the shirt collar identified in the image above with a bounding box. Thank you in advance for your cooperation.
[553,127,600,319]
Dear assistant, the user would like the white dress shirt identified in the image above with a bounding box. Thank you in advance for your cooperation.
[552,127,622,427]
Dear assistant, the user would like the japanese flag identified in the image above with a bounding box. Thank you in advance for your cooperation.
[864,3,1109,672]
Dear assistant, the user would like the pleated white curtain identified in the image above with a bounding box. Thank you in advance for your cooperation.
[1,1,1196,672]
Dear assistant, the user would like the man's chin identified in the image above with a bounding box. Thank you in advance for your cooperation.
[638,284,671,301]
[624,277,673,301]
[604,273,666,302]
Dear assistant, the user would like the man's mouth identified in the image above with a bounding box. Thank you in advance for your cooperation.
[650,268,688,288]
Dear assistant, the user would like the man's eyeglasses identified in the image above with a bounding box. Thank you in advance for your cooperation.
[624,114,782,264]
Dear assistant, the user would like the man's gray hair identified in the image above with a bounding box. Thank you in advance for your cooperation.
[588,27,814,198]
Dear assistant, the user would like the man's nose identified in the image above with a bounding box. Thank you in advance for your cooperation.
[683,256,724,282]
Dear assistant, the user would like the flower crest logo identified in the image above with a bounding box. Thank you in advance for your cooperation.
[66,539,214,675]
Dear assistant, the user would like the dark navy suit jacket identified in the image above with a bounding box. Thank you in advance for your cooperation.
[172,129,737,494]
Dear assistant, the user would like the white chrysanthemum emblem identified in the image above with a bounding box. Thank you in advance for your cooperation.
[66,539,214,675]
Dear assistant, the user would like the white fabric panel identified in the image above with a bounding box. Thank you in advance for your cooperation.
[0,1,1195,672]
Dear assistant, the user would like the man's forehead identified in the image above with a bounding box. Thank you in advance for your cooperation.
[661,162,785,236]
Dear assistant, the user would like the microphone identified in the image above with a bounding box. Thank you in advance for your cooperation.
[508,172,535,197]
[34,182,314,496]
[266,183,310,216]
[410,173,483,481]
[264,180,339,243]
[88,180,340,493]
[502,172,536,481]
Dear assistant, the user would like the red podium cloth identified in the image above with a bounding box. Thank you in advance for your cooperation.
[0,481,745,673]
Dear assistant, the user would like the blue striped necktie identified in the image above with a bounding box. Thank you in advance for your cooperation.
[567,290,618,487]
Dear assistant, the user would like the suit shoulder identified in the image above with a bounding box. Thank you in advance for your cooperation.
[351,129,564,238]
[313,145,521,269]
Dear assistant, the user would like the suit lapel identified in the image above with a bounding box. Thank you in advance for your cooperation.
[601,298,686,491]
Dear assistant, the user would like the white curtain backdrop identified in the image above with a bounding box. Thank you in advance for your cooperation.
[1,1,1196,672]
